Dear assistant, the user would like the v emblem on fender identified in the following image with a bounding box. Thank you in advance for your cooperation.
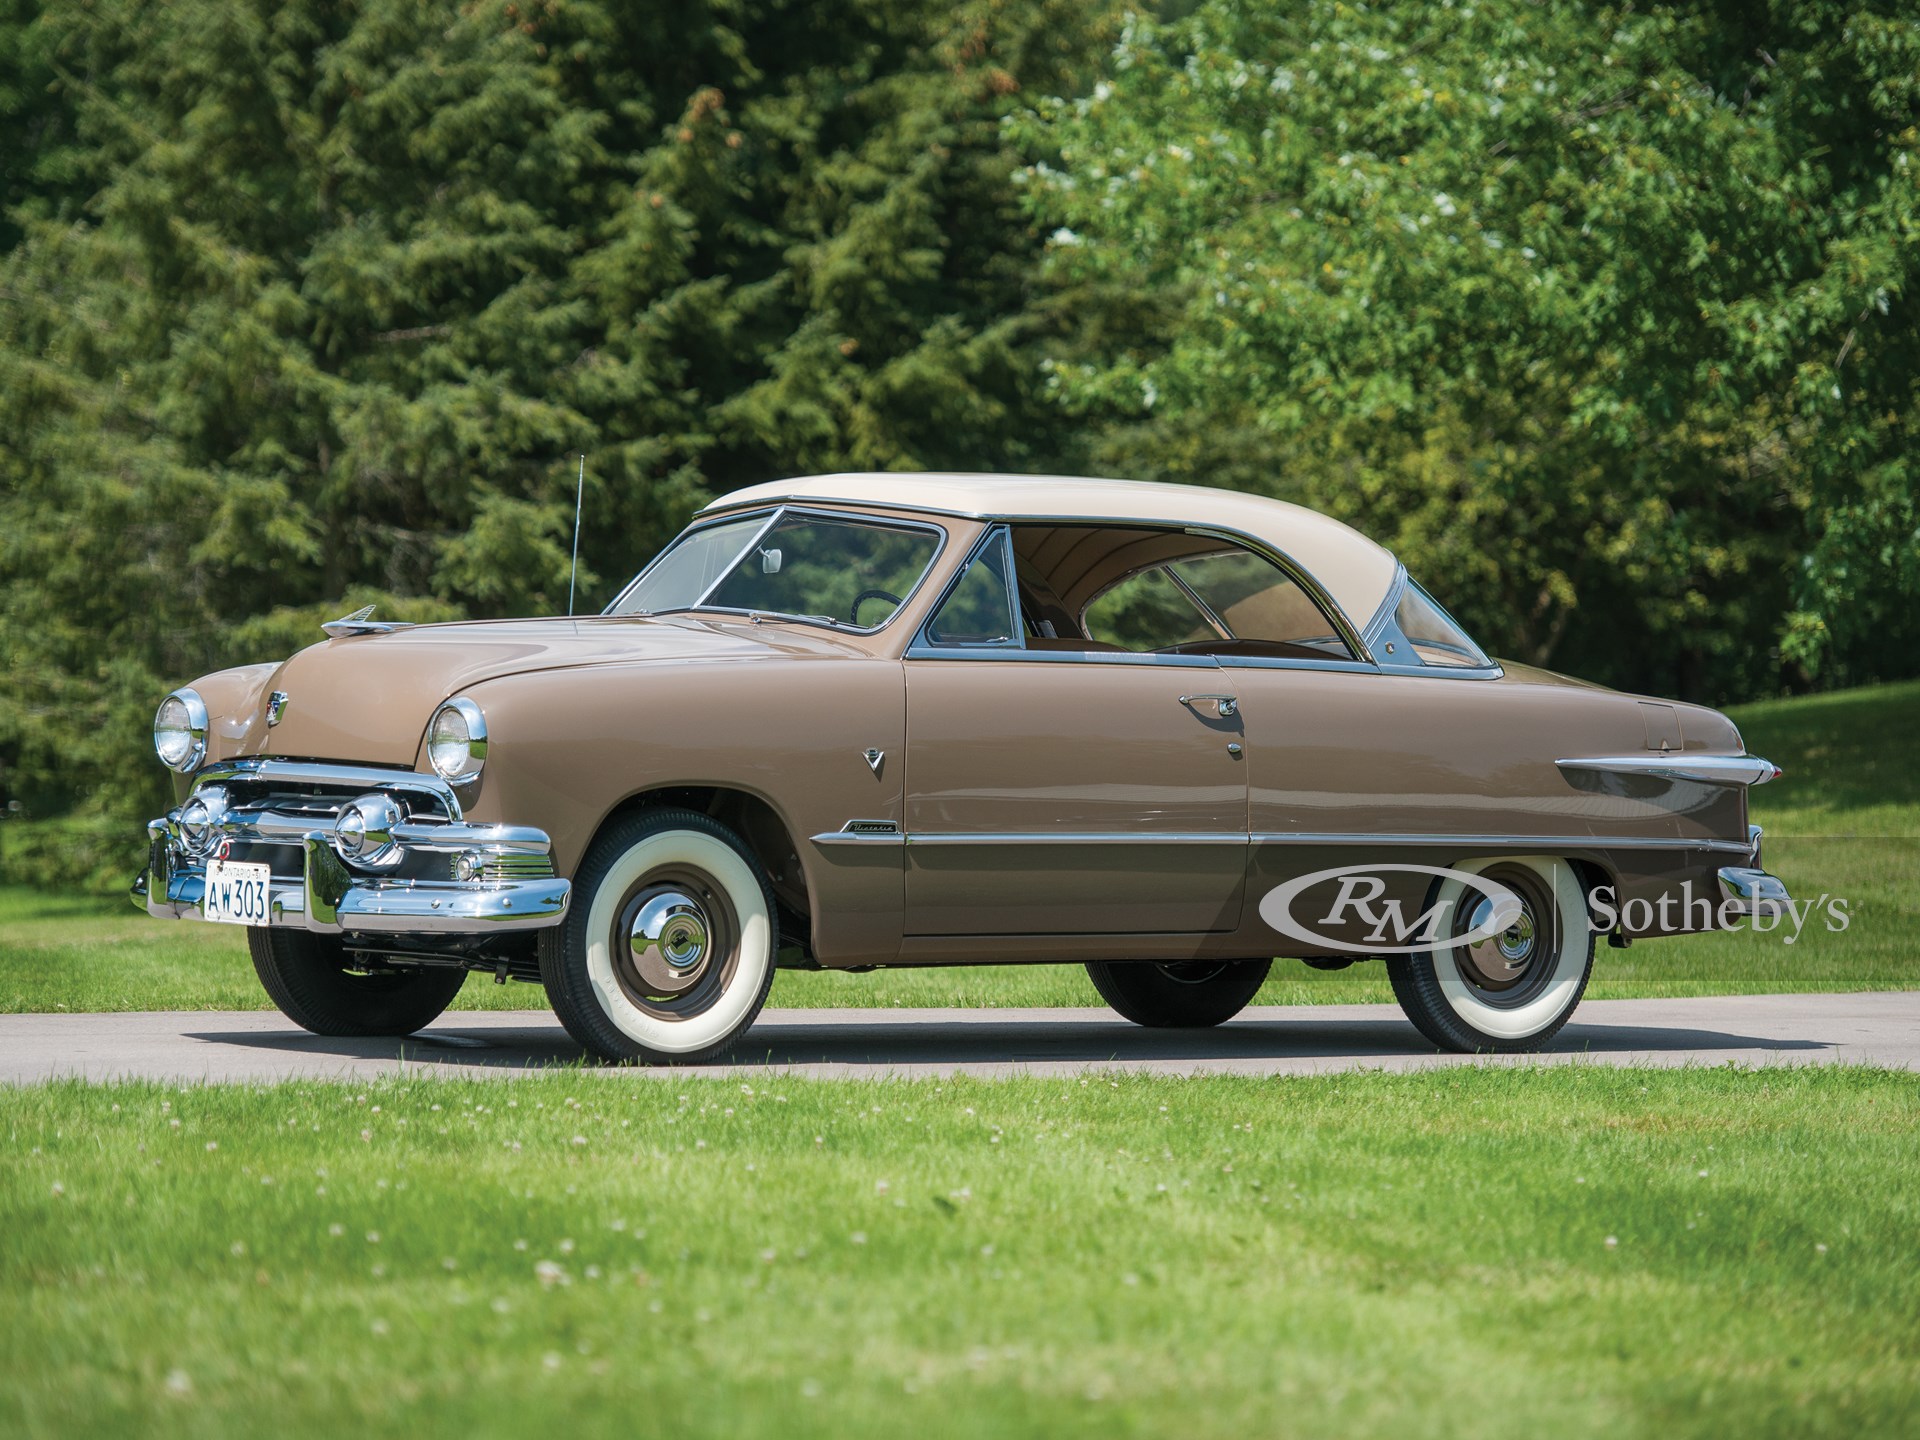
[863,748,884,776]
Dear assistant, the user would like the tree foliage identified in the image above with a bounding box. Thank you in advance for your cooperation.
[0,0,1120,829]
[1013,0,1920,701]
[1,0,1916,865]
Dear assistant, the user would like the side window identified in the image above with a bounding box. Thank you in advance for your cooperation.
[1168,551,1353,659]
[926,531,1019,647]
[1083,568,1214,650]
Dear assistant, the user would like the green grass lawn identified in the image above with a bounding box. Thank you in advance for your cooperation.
[3,680,1914,1014]
[4,1067,1917,1439]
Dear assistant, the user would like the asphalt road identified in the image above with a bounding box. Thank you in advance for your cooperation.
[1,992,1914,1084]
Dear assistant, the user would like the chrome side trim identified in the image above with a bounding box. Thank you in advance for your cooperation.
[1212,654,1380,676]
[817,828,1749,853]
[905,832,1248,846]
[1252,830,1754,855]
[817,827,1748,853]
[1555,754,1782,787]
[1371,661,1507,681]
[811,830,906,847]
[903,645,1222,667]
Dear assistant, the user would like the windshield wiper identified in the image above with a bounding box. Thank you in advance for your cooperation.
[633,605,852,631]
[747,611,851,631]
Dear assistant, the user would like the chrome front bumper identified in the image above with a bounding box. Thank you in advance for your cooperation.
[134,759,570,935]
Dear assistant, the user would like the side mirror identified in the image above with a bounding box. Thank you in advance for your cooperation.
[760,547,783,575]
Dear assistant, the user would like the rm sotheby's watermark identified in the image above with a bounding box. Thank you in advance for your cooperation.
[1260,863,1852,952]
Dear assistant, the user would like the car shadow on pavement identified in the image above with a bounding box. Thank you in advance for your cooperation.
[184,1014,1831,1073]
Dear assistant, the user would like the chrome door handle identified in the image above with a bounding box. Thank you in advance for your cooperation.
[1179,693,1239,719]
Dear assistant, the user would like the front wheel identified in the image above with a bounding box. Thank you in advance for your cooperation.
[541,808,778,1064]
[1085,959,1272,1028]
[1386,856,1594,1053]
[248,929,466,1037]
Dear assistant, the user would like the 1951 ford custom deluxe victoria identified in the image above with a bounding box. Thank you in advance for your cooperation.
[135,473,1791,1062]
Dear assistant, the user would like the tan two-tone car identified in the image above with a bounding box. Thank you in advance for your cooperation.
[136,474,1791,1062]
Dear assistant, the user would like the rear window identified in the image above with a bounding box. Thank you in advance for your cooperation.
[1390,580,1490,668]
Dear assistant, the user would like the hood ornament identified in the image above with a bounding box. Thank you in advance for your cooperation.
[265,691,289,727]
[321,603,410,639]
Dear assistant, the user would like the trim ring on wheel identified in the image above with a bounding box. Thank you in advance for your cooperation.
[584,830,773,1054]
[1429,856,1589,1041]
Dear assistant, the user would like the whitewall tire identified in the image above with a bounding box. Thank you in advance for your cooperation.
[1385,856,1595,1053]
[541,809,778,1064]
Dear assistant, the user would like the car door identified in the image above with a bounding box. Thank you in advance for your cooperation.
[901,527,1249,936]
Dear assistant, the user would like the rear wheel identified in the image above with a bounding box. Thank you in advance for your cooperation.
[541,808,777,1064]
[1386,857,1594,1053]
[248,929,466,1037]
[1085,959,1272,1028]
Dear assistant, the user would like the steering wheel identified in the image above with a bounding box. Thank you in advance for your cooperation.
[850,588,903,624]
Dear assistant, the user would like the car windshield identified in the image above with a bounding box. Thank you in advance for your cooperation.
[608,509,942,630]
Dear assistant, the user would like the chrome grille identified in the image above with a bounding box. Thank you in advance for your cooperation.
[475,853,556,882]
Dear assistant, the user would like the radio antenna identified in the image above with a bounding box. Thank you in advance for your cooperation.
[568,452,585,616]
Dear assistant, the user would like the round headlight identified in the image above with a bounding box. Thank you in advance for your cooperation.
[427,697,487,785]
[154,689,208,773]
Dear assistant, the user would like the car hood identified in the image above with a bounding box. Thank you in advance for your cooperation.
[222,615,868,767]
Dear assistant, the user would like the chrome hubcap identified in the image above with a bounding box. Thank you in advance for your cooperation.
[1453,866,1560,1006]
[629,889,711,995]
[1467,896,1536,973]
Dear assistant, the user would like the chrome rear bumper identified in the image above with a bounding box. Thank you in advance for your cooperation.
[134,760,570,935]
[1716,823,1791,920]
[1716,866,1791,920]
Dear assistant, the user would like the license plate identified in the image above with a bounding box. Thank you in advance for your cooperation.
[203,858,273,926]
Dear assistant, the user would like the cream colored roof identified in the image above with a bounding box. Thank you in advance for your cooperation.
[701,472,1401,629]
